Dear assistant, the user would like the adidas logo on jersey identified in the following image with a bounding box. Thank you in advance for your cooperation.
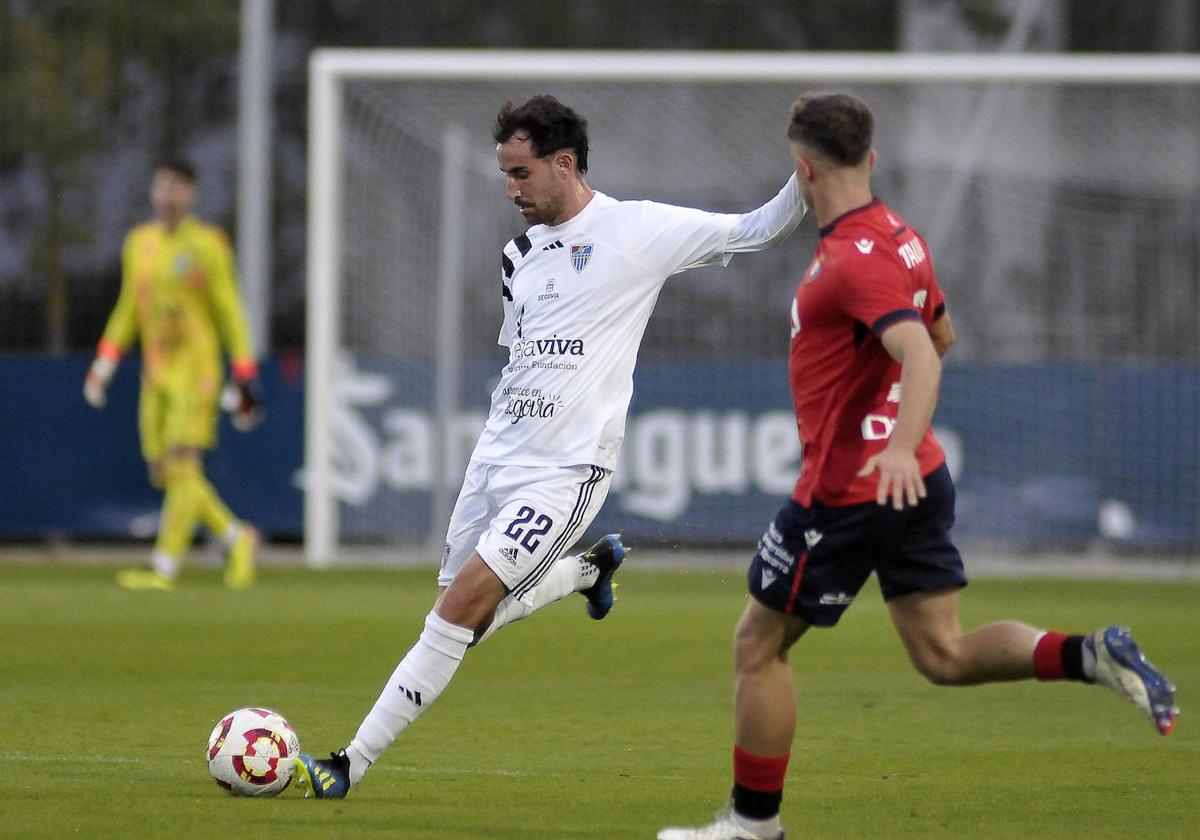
[543,240,565,250]
[854,238,875,254]
[498,546,519,566]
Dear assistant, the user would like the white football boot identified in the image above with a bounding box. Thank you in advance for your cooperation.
[657,807,784,840]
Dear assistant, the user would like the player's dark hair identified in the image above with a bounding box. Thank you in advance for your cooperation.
[493,95,590,173]
[156,157,197,183]
[786,93,874,167]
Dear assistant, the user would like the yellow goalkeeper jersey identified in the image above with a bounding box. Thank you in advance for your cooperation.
[98,216,255,386]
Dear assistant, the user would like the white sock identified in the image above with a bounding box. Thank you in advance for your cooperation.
[347,612,474,779]
[475,554,594,645]
[151,550,178,579]
[344,743,372,787]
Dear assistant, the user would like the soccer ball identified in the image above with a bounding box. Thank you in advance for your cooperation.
[206,707,300,797]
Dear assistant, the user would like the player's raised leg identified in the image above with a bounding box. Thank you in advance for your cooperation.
[887,588,1044,685]
[474,533,625,645]
[887,590,1178,734]
[469,464,618,644]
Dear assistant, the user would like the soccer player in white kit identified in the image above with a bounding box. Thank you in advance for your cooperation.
[295,95,807,800]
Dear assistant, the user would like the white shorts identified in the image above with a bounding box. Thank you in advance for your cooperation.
[439,461,613,604]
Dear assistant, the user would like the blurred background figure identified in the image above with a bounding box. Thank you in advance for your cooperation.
[84,159,263,590]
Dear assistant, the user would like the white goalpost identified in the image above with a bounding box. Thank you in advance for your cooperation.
[306,49,1200,567]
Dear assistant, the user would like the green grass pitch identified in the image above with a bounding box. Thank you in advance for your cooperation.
[2,561,1196,838]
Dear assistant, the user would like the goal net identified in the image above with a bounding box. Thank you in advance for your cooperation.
[306,50,1200,566]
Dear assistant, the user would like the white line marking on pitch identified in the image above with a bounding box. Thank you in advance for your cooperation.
[1,752,684,781]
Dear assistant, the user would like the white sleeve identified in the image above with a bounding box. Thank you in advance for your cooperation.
[631,174,806,278]
[723,172,806,252]
[629,201,738,276]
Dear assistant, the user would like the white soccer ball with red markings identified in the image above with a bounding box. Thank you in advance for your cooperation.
[206,707,300,797]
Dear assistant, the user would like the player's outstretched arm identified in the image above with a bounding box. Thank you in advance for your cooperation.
[724,172,807,253]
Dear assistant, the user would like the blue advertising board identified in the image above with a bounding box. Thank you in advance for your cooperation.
[2,355,1197,549]
[0,355,304,538]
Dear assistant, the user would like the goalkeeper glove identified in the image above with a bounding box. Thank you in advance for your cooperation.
[221,375,264,432]
[83,356,117,408]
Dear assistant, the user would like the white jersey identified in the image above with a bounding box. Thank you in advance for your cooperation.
[471,175,805,470]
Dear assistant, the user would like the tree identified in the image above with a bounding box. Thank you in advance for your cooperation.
[0,0,238,352]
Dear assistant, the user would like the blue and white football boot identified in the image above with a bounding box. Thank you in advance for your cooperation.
[294,750,352,799]
[578,533,625,620]
[1088,625,1178,735]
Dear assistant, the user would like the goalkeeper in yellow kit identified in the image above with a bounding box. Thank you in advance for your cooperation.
[84,159,263,590]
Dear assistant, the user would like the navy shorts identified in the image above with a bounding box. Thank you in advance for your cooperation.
[748,464,967,626]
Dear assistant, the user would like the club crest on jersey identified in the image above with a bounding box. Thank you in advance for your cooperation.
[570,244,593,273]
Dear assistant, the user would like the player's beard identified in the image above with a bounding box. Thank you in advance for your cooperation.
[516,186,564,226]
[516,200,551,226]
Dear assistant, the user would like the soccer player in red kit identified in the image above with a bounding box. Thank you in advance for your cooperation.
[659,93,1178,840]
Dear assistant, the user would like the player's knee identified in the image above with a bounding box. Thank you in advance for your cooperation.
[732,605,799,674]
[434,556,507,631]
[161,447,201,478]
[909,645,969,685]
[733,629,772,675]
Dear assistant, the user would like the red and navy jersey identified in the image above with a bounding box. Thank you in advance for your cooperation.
[789,199,946,507]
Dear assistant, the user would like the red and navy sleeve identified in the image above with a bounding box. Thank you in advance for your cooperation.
[926,265,946,324]
[837,245,920,336]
